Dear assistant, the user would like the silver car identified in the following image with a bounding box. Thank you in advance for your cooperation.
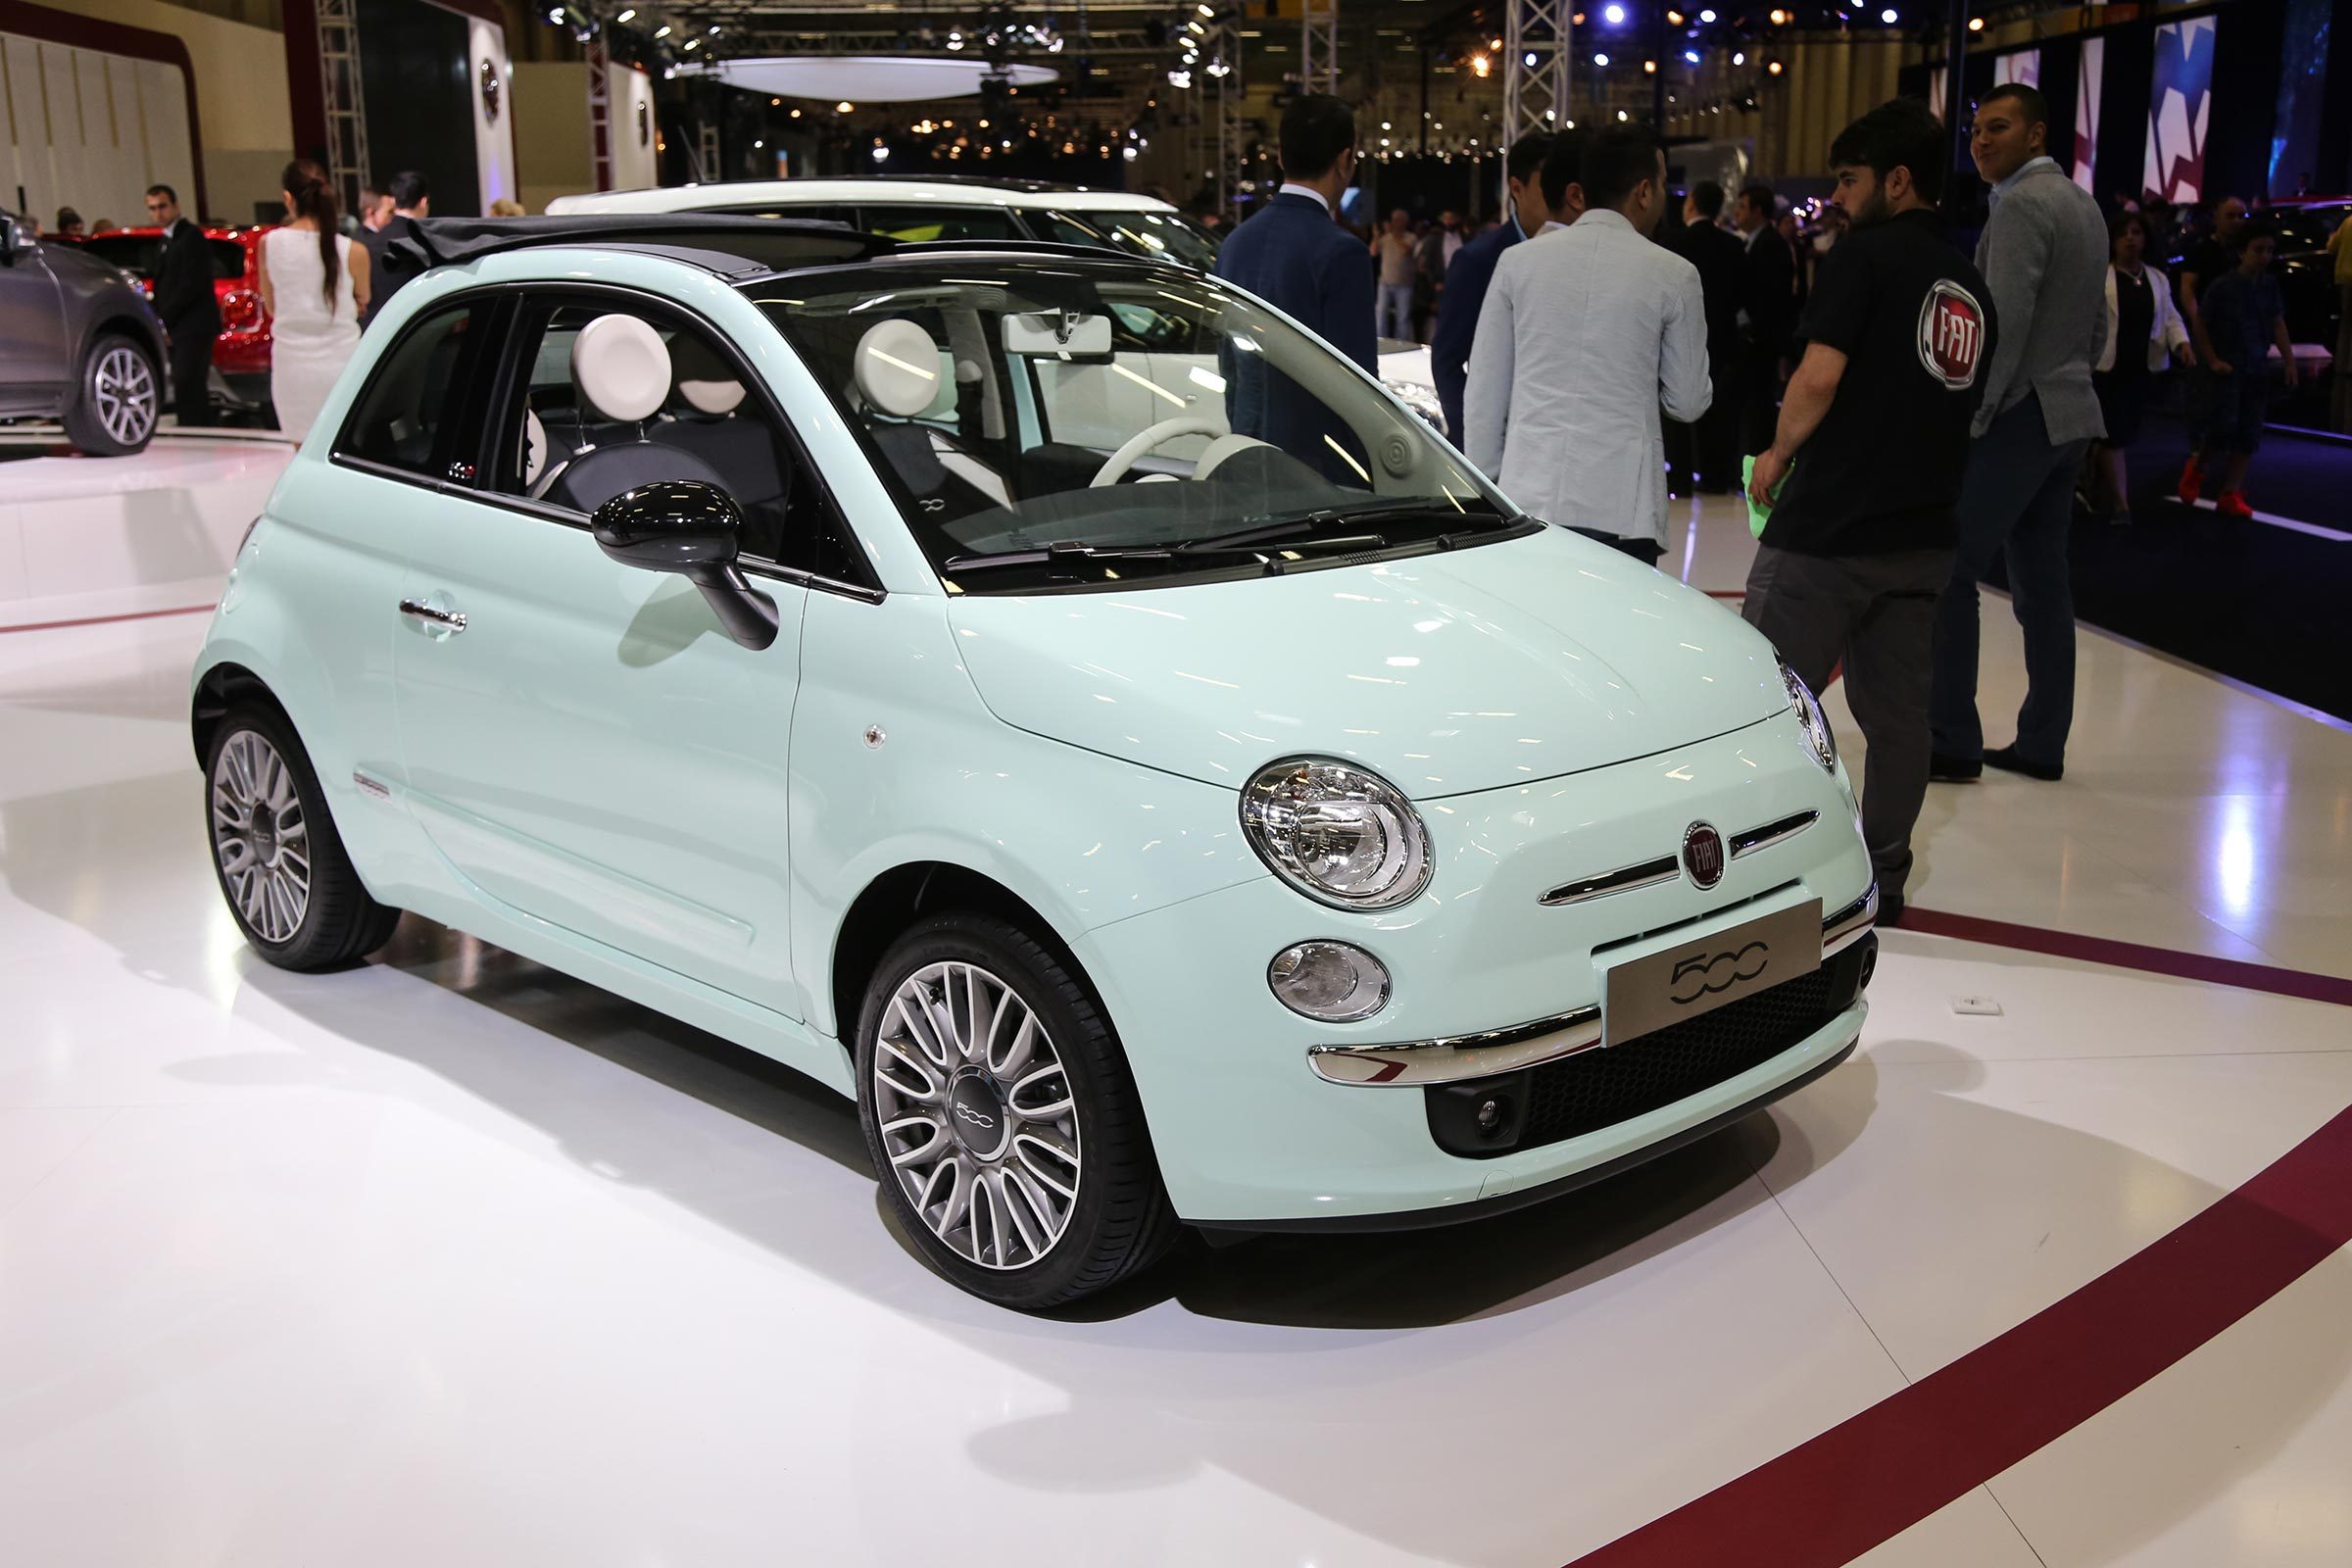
[0,210,169,455]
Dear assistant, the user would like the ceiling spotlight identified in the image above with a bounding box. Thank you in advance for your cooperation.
[1769,7,1788,21]
[836,100,855,112]
[653,23,669,37]
[707,23,719,33]
[1768,59,1784,73]
[1168,68,1193,88]
[1734,49,1745,63]
[1666,9,1683,22]
[872,145,889,163]
[1684,48,1699,62]
[1616,108,1629,121]
[1880,7,1897,20]
[1469,52,1491,76]
[1198,1,1214,13]
[682,38,697,50]
[614,6,634,18]
[1643,58,1656,72]
[1525,51,1538,65]
[1968,14,1984,26]
[1699,6,1716,18]
[1603,4,1625,24]
[1593,50,1610,65]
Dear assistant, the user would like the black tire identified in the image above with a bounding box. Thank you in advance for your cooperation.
[856,913,1182,1309]
[204,704,402,970]
[62,334,161,457]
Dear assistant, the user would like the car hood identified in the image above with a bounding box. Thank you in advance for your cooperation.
[948,526,1788,799]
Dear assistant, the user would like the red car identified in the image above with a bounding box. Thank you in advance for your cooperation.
[72,224,275,414]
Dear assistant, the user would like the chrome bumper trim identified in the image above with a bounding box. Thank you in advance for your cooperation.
[1306,883,1879,1087]
[1822,882,1878,957]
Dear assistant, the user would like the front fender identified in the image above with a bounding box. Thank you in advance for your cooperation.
[790,588,1266,1036]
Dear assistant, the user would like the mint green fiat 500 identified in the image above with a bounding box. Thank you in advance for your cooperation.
[191,219,1876,1308]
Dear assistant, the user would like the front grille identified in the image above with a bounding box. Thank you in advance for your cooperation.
[1424,939,1869,1158]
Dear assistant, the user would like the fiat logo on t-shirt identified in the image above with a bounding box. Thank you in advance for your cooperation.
[1916,280,1986,390]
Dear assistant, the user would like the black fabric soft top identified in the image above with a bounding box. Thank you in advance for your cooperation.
[380,214,886,284]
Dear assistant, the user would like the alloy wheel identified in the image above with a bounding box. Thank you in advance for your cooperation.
[872,960,1084,1271]
[210,730,313,944]
[94,345,158,447]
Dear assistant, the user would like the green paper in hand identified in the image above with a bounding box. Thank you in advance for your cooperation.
[1741,454,1788,539]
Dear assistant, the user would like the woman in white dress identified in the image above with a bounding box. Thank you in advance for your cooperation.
[258,158,369,441]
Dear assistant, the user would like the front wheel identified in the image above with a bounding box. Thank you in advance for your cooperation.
[63,335,160,456]
[856,913,1180,1309]
[204,705,402,970]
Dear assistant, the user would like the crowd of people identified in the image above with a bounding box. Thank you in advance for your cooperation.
[1216,86,2127,926]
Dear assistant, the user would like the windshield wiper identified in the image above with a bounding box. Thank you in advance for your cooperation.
[944,532,1385,580]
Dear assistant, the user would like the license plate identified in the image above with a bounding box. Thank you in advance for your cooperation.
[1601,899,1824,1047]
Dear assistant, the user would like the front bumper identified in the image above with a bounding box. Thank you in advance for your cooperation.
[1076,709,1875,1226]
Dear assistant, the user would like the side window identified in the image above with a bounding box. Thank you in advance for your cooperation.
[858,206,1019,243]
[491,299,863,583]
[334,303,483,477]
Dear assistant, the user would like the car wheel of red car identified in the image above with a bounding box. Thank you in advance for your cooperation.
[64,334,161,457]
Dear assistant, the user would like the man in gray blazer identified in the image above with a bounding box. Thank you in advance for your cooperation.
[1930,83,2109,783]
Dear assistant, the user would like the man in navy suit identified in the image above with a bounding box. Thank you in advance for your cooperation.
[1213,94,1374,481]
[1429,131,1557,443]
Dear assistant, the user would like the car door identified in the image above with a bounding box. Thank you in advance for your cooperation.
[386,285,823,1020]
[0,221,70,412]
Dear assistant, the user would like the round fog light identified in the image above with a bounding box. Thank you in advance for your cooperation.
[1268,941,1392,1022]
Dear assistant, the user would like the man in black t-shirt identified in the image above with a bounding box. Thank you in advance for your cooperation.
[1741,99,1990,925]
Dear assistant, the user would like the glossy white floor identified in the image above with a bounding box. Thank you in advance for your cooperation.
[3,455,2348,1567]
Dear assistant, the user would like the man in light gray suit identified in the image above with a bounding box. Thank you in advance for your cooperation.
[1930,83,2109,784]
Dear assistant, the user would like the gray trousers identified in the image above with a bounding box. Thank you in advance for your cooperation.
[1743,543,1956,901]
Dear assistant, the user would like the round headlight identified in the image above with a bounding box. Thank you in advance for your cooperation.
[1779,659,1838,774]
[1241,758,1433,910]
[1268,940,1392,1021]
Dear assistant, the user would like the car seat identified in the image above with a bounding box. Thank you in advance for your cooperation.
[853,318,1012,512]
[536,314,729,514]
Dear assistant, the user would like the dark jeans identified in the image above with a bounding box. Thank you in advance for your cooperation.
[166,317,217,427]
[1743,543,1954,901]
[1931,392,2087,769]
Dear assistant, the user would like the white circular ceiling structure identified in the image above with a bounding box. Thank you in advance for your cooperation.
[701,57,1060,104]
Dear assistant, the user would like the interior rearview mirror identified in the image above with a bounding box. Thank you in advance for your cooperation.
[591,480,779,651]
[1003,310,1112,357]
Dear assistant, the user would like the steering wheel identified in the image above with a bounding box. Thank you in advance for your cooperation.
[1091,415,1229,488]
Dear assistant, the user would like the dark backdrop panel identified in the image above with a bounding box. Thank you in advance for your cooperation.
[2040,37,2082,188]
[2097,24,2154,200]
[357,0,479,219]
[2321,0,2352,191]
[2205,0,2286,202]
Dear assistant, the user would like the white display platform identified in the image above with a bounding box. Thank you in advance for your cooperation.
[0,432,293,630]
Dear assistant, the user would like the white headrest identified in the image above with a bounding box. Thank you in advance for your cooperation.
[855,318,944,419]
[522,408,548,486]
[677,377,745,415]
[572,315,670,422]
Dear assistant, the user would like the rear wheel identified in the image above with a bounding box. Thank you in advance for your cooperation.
[63,335,160,456]
[856,913,1180,1309]
[204,706,401,970]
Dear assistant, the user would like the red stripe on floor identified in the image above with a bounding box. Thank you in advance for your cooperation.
[0,603,216,635]
[1898,906,2352,1009]
[1567,1101,2352,1568]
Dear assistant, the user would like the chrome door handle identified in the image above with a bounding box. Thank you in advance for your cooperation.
[399,597,467,632]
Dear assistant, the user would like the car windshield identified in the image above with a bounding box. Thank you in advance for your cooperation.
[1051,209,1220,270]
[747,258,1515,592]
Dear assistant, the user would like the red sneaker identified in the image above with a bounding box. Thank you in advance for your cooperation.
[2215,490,2254,520]
[2176,459,2204,505]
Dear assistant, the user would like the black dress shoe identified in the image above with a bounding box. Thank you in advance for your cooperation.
[1984,744,2063,781]
[1878,893,1904,928]
[1929,752,1982,782]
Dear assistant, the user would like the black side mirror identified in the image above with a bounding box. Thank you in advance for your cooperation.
[592,480,779,651]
